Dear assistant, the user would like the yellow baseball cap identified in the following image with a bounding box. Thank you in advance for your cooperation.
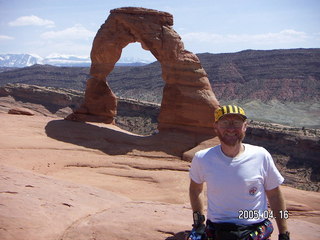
[214,105,247,122]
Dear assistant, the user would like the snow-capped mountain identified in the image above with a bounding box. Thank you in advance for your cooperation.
[42,54,91,67]
[0,54,152,68]
[0,54,40,67]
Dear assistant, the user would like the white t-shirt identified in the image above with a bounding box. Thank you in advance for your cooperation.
[189,143,284,225]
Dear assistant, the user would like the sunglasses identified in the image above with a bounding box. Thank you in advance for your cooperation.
[217,119,245,128]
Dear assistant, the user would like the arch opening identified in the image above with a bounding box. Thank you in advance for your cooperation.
[117,42,156,66]
[109,43,160,136]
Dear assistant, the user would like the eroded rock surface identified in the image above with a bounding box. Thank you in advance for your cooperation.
[67,7,219,135]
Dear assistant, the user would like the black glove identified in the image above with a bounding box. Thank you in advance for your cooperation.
[279,231,290,240]
[193,212,206,234]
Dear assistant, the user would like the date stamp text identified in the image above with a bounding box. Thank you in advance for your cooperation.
[238,210,289,220]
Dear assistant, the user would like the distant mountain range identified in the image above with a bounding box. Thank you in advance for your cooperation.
[0,53,151,68]
[0,48,319,128]
[1,49,319,103]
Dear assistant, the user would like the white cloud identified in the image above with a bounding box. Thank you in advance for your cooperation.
[0,35,14,40]
[250,30,308,44]
[9,15,55,28]
[181,29,309,45]
[41,24,95,40]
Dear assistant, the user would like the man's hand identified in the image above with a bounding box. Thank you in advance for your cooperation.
[193,212,206,234]
[266,187,289,235]
[187,212,206,240]
[189,180,205,240]
[279,232,290,240]
[193,212,205,227]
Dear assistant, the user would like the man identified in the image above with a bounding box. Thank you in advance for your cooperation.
[189,105,290,240]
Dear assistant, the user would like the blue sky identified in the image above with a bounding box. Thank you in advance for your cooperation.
[0,0,319,61]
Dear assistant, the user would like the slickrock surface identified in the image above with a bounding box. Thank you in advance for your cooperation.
[67,7,219,135]
[0,113,319,240]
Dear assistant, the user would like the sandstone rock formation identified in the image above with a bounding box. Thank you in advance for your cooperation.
[8,107,34,116]
[66,7,219,135]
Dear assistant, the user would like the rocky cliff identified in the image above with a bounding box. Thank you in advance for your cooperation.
[0,83,159,134]
[198,49,320,102]
[0,83,319,191]
[245,121,319,191]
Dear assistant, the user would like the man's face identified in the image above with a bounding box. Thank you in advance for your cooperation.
[214,114,247,146]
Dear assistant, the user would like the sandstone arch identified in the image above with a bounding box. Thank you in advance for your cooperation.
[67,7,220,135]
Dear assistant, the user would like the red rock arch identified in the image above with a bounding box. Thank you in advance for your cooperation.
[67,7,220,135]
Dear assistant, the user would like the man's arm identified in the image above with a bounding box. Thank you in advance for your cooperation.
[189,179,204,214]
[265,186,289,234]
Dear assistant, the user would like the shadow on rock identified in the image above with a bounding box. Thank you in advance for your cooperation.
[45,119,203,158]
